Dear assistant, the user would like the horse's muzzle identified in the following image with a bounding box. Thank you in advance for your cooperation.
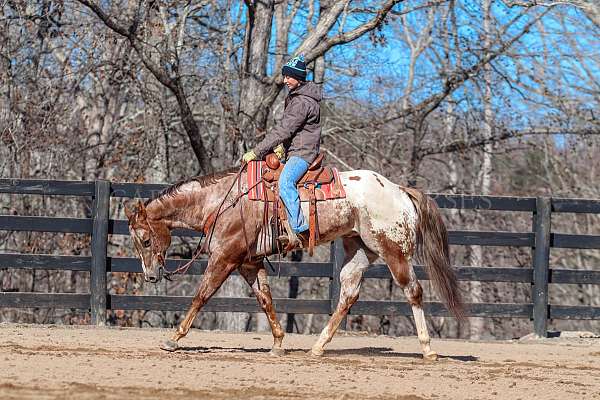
[146,267,163,283]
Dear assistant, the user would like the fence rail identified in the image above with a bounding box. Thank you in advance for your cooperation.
[1,179,600,337]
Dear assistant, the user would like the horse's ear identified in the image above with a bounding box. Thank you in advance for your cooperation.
[137,200,147,219]
[123,200,136,222]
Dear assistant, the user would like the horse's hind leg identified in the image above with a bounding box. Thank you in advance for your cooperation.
[385,252,438,361]
[311,237,375,357]
[239,263,285,356]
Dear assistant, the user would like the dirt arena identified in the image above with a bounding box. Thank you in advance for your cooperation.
[0,324,599,400]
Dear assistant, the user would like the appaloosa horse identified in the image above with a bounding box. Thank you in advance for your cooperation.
[125,167,463,360]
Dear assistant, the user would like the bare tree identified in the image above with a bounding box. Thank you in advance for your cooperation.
[502,0,600,27]
[2,0,600,337]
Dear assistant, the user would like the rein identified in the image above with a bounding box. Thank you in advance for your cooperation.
[161,233,205,280]
[162,162,262,280]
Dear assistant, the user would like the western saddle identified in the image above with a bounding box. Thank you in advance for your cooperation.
[258,152,337,256]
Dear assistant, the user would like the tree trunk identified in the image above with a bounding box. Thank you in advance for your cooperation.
[469,0,494,340]
[238,0,275,143]
[173,84,213,174]
[139,91,171,327]
[313,55,326,84]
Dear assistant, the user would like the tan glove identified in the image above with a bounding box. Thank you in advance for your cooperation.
[242,150,257,163]
[273,144,285,160]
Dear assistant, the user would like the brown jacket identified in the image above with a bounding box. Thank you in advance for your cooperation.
[253,82,322,164]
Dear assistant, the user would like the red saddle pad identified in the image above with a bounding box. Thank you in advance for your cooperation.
[247,160,346,202]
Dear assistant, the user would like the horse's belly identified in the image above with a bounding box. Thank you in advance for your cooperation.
[301,198,355,243]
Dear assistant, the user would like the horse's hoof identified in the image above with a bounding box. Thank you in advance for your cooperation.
[160,340,179,352]
[270,347,285,357]
[423,350,438,361]
[309,347,324,357]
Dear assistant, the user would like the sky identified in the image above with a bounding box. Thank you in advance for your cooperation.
[262,0,599,135]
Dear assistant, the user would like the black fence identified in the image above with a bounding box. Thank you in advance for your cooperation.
[1,179,600,337]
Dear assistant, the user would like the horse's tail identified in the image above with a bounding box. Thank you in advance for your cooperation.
[404,187,465,320]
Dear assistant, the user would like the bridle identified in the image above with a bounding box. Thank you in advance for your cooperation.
[130,222,165,281]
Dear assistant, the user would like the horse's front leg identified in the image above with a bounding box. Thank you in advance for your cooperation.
[160,257,238,352]
[239,263,286,356]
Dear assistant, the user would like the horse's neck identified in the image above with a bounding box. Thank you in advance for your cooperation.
[145,196,201,231]
[145,176,235,231]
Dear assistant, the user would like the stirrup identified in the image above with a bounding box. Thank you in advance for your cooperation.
[280,220,296,247]
[278,230,308,253]
[278,232,299,253]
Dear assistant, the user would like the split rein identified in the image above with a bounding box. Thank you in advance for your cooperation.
[161,162,260,280]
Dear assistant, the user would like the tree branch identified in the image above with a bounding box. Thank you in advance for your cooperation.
[305,0,403,62]
[418,126,600,157]
[75,0,213,173]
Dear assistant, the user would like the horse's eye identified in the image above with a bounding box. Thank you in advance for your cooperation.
[143,239,151,248]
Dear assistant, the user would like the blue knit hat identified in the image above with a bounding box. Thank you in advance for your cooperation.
[282,55,307,81]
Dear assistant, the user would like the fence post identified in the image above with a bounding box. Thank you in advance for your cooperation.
[90,180,110,326]
[330,239,346,329]
[532,196,551,338]
[285,251,301,333]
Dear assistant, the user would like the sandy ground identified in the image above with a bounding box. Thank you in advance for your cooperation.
[0,324,599,400]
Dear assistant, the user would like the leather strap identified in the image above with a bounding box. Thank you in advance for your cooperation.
[307,182,319,256]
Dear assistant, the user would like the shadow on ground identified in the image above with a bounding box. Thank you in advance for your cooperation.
[175,345,479,362]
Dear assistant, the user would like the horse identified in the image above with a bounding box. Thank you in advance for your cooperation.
[124,166,464,360]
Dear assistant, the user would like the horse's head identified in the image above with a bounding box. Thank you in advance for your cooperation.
[124,200,171,283]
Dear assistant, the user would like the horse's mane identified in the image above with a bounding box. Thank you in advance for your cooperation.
[145,166,238,206]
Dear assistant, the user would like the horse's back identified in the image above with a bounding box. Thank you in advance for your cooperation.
[340,170,416,212]
[339,170,418,245]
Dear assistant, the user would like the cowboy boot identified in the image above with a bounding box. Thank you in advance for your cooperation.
[277,220,295,251]
[296,230,309,246]
[277,220,307,253]
[278,231,310,253]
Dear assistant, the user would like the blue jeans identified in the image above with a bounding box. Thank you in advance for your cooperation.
[279,156,309,233]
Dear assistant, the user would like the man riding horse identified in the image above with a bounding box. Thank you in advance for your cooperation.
[125,54,463,360]
[242,55,322,251]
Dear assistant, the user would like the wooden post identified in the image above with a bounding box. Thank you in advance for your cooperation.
[286,251,301,333]
[330,239,346,329]
[532,197,551,338]
[90,180,110,326]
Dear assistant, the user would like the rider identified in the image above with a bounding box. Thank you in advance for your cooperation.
[242,55,322,248]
